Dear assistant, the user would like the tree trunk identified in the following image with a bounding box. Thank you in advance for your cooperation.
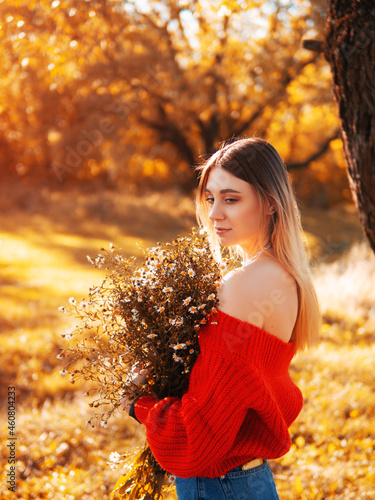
[323,0,375,252]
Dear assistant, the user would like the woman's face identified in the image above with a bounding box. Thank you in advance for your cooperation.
[205,167,268,254]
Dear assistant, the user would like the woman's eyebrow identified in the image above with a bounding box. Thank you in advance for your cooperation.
[205,188,242,194]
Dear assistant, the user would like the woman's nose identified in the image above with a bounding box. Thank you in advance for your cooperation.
[209,203,225,222]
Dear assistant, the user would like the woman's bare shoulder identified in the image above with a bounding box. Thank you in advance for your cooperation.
[218,257,298,342]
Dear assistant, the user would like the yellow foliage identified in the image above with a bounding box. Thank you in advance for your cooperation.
[293,477,304,495]
[0,0,348,205]
[295,436,305,448]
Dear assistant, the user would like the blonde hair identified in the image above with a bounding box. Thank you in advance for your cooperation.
[196,137,321,351]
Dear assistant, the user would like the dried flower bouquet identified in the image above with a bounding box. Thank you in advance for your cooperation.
[59,228,224,499]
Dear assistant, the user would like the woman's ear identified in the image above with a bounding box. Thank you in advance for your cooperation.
[267,205,276,215]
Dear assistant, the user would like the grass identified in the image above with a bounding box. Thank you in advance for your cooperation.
[274,240,375,499]
[0,184,374,499]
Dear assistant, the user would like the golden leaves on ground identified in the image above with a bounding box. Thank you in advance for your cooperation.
[0,198,374,499]
[272,241,375,499]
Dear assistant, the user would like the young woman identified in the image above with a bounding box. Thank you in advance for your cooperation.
[126,137,321,499]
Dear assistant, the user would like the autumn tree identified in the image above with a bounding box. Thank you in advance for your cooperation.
[323,1,375,251]
[0,0,346,204]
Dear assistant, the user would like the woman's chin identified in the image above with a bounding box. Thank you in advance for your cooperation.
[217,235,235,247]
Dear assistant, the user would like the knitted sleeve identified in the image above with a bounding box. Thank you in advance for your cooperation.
[134,351,292,478]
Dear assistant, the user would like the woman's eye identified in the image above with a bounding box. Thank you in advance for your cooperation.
[205,197,238,204]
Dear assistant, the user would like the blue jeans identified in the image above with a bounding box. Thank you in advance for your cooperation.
[174,460,279,500]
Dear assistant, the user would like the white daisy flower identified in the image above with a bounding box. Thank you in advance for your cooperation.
[188,306,197,314]
[58,306,66,313]
[162,286,173,293]
[219,258,229,270]
[172,343,187,350]
[68,297,76,306]
[86,255,94,264]
[95,256,105,268]
[146,259,157,268]
[183,297,192,306]
[207,294,215,300]
[193,246,206,255]
[187,268,195,277]
[109,452,121,463]
[60,369,68,376]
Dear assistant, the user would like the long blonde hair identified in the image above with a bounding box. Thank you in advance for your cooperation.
[196,137,321,351]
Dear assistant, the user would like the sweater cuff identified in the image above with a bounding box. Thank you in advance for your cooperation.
[133,395,159,424]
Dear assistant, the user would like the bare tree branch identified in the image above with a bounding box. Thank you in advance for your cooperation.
[233,53,321,137]
[286,128,341,170]
[302,39,324,53]
[139,104,196,166]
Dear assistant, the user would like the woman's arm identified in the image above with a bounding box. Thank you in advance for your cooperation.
[131,327,299,479]
[133,355,287,478]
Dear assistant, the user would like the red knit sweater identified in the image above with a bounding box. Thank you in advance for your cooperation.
[134,309,303,478]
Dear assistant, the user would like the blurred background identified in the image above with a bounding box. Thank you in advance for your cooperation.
[0,0,374,498]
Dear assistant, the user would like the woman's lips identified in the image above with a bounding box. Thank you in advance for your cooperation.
[215,228,231,235]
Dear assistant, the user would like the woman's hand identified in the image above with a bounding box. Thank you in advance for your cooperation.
[131,367,151,386]
[120,365,151,412]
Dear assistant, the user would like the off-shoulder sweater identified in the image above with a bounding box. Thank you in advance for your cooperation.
[133,309,303,478]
